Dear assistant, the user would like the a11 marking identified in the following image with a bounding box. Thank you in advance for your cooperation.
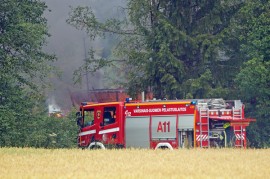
[157,121,170,132]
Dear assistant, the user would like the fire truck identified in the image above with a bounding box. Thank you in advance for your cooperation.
[76,98,255,149]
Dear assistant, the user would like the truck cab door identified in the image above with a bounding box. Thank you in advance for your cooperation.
[99,106,119,146]
[79,108,96,147]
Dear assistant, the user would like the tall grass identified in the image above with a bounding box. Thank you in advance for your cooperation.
[0,148,269,178]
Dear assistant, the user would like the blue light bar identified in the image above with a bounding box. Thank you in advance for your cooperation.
[126,98,132,103]
[190,101,197,105]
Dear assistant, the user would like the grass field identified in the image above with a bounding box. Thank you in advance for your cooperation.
[0,148,269,178]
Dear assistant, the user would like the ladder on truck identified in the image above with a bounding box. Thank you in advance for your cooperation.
[232,107,244,148]
[199,108,210,148]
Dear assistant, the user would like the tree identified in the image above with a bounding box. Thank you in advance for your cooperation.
[68,0,245,99]
[237,59,270,147]
[0,0,55,88]
[0,0,56,147]
[233,0,270,147]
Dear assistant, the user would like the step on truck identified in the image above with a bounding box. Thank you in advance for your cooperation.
[76,98,255,149]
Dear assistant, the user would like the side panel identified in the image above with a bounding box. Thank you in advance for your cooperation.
[125,116,150,148]
[178,115,194,130]
[151,116,177,139]
[178,115,194,148]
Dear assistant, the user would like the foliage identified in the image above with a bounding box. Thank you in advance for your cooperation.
[0,0,74,148]
[0,0,55,88]
[0,82,46,147]
[0,92,78,148]
[234,0,270,148]
[67,0,245,99]
[25,109,78,148]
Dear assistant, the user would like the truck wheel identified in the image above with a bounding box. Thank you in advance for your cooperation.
[155,143,173,150]
[88,142,106,150]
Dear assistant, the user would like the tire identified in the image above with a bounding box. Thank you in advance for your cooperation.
[88,142,106,150]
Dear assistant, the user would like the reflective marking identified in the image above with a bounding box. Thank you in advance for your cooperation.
[196,135,208,141]
[99,127,120,134]
[79,129,96,136]
[235,134,245,140]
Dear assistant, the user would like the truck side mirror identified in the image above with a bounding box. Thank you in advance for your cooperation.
[77,117,83,128]
[76,111,81,117]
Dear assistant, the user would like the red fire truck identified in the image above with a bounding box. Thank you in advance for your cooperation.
[76,98,255,149]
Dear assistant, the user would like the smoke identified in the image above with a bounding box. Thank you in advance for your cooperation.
[48,96,61,113]
[43,0,126,110]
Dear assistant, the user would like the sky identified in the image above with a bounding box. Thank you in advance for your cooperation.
[43,0,125,110]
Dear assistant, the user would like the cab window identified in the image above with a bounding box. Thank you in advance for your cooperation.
[103,107,116,126]
[84,109,94,127]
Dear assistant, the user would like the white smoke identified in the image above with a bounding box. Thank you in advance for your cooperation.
[48,96,61,114]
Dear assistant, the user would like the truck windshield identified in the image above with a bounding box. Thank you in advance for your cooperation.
[83,108,94,127]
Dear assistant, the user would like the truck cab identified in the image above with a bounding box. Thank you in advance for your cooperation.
[77,102,125,149]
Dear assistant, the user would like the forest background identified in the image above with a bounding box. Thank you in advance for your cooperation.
[0,0,269,148]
